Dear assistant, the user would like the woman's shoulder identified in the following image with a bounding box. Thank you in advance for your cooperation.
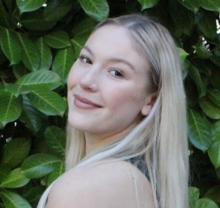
[46,160,155,208]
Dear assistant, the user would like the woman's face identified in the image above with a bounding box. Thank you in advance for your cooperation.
[67,25,154,140]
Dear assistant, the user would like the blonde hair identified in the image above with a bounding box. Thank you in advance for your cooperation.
[65,14,189,208]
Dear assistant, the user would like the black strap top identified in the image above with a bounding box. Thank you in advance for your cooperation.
[128,155,149,179]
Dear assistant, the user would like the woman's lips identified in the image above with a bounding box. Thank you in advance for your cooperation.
[74,94,102,109]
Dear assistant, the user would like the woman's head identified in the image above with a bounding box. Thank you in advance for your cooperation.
[67,23,157,143]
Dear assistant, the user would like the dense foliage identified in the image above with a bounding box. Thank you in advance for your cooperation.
[0,0,220,207]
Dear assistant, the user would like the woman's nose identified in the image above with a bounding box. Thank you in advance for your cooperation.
[79,69,99,92]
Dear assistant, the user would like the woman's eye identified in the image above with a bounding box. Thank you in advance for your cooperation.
[110,69,124,77]
[79,55,92,64]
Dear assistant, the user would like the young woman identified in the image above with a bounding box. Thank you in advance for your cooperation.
[38,14,189,208]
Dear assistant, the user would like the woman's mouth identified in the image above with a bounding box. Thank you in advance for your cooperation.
[74,94,102,110]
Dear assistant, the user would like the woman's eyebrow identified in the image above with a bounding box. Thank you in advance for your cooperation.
[108,58,136,71]
[82,45,93,56]
[82,45,135,71]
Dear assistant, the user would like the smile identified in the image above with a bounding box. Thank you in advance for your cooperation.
[74,94,102,110]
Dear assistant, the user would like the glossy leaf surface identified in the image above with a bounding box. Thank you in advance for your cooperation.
[28,89,67,116]
[194,198,219,208]
[16,70,61,90]
[78,0,109,21]
[1,138,31,168]
[200,98,220,120]
[45,126,65,157]
[16,0,46,13]
[36,38,52,71]
[188,109,212,151]
[0,91,22,128]
[0,190,31,208]
[0,168,30,188]
[138,0,160,10]
[17,34,40,71]
[44,31,71,49]
[52,47,74,83]
[200,0,220,12]
[20,95,42,133]
[208,137,220,169]
[188,65,206,98]
[0,29,21,65]
[21,154,61,179]
[47,162,64,186]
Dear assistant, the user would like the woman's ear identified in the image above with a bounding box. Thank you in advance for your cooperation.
[141,92,157,116]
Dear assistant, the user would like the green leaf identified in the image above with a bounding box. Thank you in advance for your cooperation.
[199,97,220,120]
[17,33,40,71]
[194,198,219,208]
[16,0,46,13]
[138,0,159,10]
[204,186,220,205]
[207,89,220,108]
[20,9,56,31]
[20,95,42,133]
[43,0,77,21]
[188,109,212,151]
[200,0,220,13]
[21,19,56,32]
[0,190,31,208]
[169,1,194,36]
[212,120,220,137]
[188,65,206,98]
[16,70,61,90]
[13,63,30,79]
[0,166,11,183]
[78,0,109,21]
[71,37,86,59]
[0,29,21,65]
[0,168,30,188]
[52,47,74,83]
[72,18,96,37]
[45,126,65,157]
[44,31,71,49]
[178,0,200,13]
[189,187,200,207]
[21,154,61,179]
[36,38,52,70]
[5,84,30,97]
[208,139,220,169]
[177,47,189,62]
[0,1,15,28]
[0,91,22,128]
[1,138,31,168]
[23,186,44,208]
[28,89,67,116]
[199,11,217,39]
[47,162,64,186]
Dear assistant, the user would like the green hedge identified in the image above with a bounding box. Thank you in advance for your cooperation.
[0,0,220,207]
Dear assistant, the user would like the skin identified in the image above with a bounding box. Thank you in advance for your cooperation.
[67,25,156,154]
[46,25,156,208]
[46,160,155,208]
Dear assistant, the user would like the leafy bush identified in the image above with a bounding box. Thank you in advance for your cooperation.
[0,0,219,207]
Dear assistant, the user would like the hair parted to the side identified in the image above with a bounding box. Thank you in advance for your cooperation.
[65,14,189,208]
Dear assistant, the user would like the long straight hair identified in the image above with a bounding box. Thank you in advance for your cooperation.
[65,14,189,208]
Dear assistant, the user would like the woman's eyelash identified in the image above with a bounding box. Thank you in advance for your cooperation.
[79,55,92,64]
[111,69,124,77]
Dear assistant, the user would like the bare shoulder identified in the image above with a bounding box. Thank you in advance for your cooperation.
[46,160,155,208]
